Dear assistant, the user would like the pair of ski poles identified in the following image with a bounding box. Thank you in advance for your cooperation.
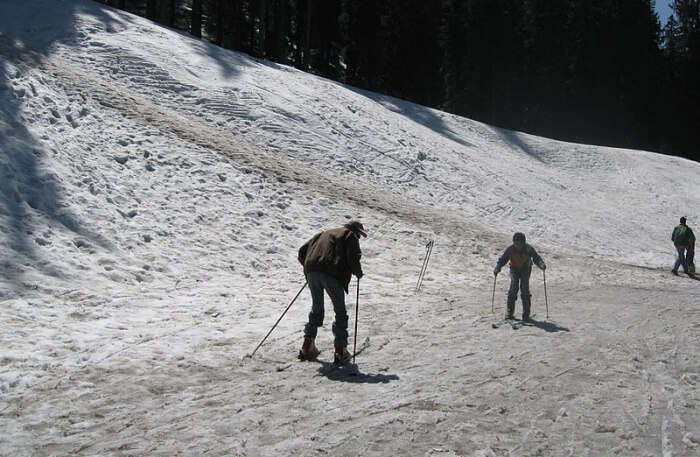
[248,278,361,363]
[415,240,435,293]
[491,269,549,319]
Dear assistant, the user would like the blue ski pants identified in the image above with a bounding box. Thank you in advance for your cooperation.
[507,266,532,318]
[673,245,688,273]
[304,271,348,349]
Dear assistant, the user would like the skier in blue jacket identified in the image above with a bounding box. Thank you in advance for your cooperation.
[494,232,546,322]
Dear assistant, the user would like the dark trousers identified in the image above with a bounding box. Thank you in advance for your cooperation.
[687,247,695,273]
[507,266,532,319]
[304,271,348,348]
[673,245,688,273]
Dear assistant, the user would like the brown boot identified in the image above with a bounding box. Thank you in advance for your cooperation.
[334,346,352,364]
[298,337,320,361]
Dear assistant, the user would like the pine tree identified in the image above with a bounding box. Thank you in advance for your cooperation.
[662,0,700,158]
[191,0,202,38]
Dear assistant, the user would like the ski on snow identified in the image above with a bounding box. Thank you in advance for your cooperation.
[492,314,537,329]
[491,318,510,329]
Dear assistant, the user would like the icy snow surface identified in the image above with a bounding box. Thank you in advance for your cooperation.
[1,1,699,456]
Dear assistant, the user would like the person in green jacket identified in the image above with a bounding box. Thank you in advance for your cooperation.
[297,221,365,362]
[672,217,695,276]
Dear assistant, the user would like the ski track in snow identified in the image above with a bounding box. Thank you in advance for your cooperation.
[1,1,699,456]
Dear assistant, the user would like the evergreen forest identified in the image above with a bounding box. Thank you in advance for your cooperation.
[96,0,700,162]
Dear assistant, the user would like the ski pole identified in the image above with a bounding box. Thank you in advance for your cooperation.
[353,278,360,364]
[491,273,497,314]
[247,281,307,358]
[543,269,549,319]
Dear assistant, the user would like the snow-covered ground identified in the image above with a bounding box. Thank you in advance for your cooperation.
[1,1,699,456]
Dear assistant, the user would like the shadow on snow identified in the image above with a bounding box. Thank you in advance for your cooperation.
[492,126,545,163]
[529,318,570,333]
[317,361,400,384]
[341,84,475,150]
[0,1,124,296]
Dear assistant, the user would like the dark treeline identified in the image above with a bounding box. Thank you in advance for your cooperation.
[97,0,699,161]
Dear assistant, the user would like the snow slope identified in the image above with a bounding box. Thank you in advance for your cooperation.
[1,1,699,456]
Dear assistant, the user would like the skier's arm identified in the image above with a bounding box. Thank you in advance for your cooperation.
[494,248,510,274]
[530,246,546,270]
[346,235,363,279]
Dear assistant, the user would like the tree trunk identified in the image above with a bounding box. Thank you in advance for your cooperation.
[146,0,157,20]
[215,0,224,45]
[191,0,202,38]
[257,0,268,57]
[272,0,288,61]
[304,0,313,69]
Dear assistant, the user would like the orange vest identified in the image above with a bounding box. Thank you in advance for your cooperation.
[507,246,531,269]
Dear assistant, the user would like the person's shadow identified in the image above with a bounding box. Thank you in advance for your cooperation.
[526,319,570,333]
[317,362,400,384]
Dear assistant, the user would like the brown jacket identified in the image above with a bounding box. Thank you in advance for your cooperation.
[298,227,363,292]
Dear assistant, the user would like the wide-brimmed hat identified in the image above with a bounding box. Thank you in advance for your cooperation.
[344,220,367,237]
